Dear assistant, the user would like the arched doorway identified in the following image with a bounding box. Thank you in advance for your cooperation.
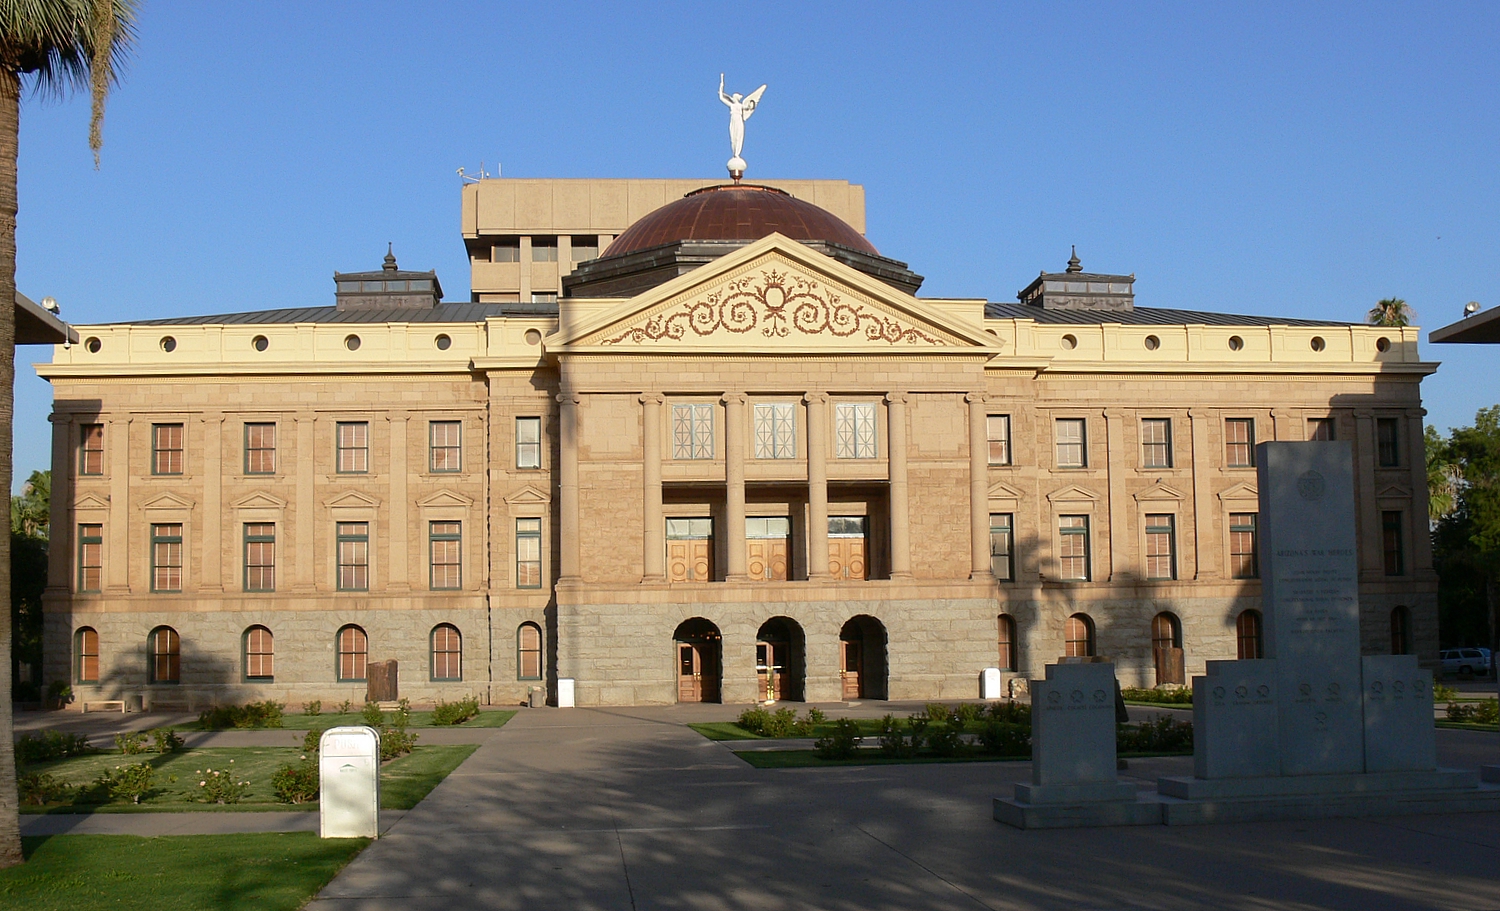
[839,615,888,700]
[673,618,722,703]
[756,617,805,702]
[1151,612,1185,685]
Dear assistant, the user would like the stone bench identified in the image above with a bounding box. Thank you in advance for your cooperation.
[81,700,125,714]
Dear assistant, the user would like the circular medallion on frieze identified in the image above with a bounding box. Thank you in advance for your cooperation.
[1257,684,1271,698]
[1297,470,1326,500]
[1213,686,1226,700]
[1299,683,1312,697]
[1092,689,1107,703]
[1047,691,1062,705]
[1371,681,1384,694]
[1327,682,1340,697]
[1235,685,1248,699]
[1393,680,1405,694]
[1070,689,1084,704]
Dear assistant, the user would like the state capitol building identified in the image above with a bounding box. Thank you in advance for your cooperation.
[39,175,1437,708]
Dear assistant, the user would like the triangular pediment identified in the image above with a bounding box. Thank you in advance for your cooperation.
[987,481,1025,501]
[324,490,380,509]
[141,492,194,511]
[232,492,287,510]
[503,484,552,506]
[1134,483,1186,502]
[1217,482,1259,502]
[1047,484,1100,504]
[72,492,109,510]
[1377,484,1413,500]
[549,235,1000,354]
[417,489,475,509]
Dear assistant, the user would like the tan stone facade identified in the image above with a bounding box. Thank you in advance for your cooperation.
[39,191,1438,709]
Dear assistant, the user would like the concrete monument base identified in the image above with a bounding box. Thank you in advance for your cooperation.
[1158,767,1476,799]
[1156,780,1500,826]
[1483,765,1500,784]
[992,795,1162,829]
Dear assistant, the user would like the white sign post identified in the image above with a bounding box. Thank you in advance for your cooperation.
[320,725,381,839]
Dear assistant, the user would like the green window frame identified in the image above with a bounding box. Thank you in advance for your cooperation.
[337,522,369,591]
[429,521,462,590]
[148,625,180,684]
[79,423,104,475]
[336,421,369,474]
[152,423,184,475]
[243,625,273,681]
[429,420,461,473]
[989,513,1014,581]
[244,423,276,474]
[516,518,542,589]
[431,624,462,681]
[517,622,543,681]
[516,416,542,469]
[244,523,275,592]
[150,523,183,593]
[77,523,102,592]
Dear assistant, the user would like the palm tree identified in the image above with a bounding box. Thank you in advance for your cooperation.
[0,0,135,868]
[1368,296,1413,327]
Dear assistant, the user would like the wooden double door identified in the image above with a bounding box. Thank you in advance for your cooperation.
[757,640,787,701]
[677,641,720,703]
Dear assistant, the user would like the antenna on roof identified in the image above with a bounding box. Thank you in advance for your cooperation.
[457,160,498,183]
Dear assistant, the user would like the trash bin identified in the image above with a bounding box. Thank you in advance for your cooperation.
[979,667,1002,699]
[557,678,576,708]
[320,725,381,839]
[528,686,542,708]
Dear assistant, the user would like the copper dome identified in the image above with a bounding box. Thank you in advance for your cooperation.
[605,184,879,257]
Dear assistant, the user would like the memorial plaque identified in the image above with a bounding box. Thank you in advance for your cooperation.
[1361,655,1436,773]
[1257,442,1364,775]
[1018,661,1134,803]
[1193,659,1279,779]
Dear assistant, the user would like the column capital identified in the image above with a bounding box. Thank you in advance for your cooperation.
[639,392,664,406]
[557,392,581,406]
[721,392,747,407]
[1353,409,1375,421]
[1405,407,1427,418]
[964,392,986,405]
[804,392,829,406]
[885,392,909,406]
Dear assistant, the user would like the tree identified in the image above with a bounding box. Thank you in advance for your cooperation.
[10,468,47,538]
[1368,296,1413,327]
[0,0,136,869]
[1426,425,1461,523]
[1430,407,1500,668]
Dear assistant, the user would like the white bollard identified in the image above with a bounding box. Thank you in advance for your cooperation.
[320,725,381,838]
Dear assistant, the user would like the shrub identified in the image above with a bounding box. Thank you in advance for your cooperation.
[18,772,72,805]
[379,728,418,761]
[805,707,827,726]
[15,730,94,764]
[393,698,412,731]
[115,731,148,755]
[45,680,72,709]
[978,719,1031,757]
[924,703,955,725]
[1433,683,1458,702]
[198,700,285,730]
[337,699,353,715]
[433,695,480,726]
[362,701,385,728]
[1118,715,1194,753]
[878,714,925,758]
[954,703,984,725]
[735,706,820,737]
[302,700,322,716]
[272,759,319,804]
[1447,701,1500,724]
[92,762,156,804]
[814,718,861,760]
[151,729,185,753]
[303,729,325,753]
[195,763,251,804]
[987,701,1031,725]
[1121,686,1193,705]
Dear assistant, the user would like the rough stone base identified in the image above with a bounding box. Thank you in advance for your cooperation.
[993,796,1162,829]
[1156,782,1500,826]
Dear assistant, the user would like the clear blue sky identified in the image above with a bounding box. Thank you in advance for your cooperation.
[12,1,1500,487]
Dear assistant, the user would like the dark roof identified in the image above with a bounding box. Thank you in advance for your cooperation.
[111,303,513,326]
[983,302,1354,327]
[1430,306,1500,344]
[606,184,879,257]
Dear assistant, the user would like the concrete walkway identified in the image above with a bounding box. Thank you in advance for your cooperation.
[295,704,1499,911]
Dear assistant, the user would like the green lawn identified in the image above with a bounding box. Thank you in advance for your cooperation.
[689,717,970,741]
[181,708,516,731]
[20,743,476,812]
[733,748,1191,769]
[0,833,366,911]
[1435,720,1499,732]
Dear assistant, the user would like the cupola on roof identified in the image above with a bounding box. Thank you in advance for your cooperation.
[606,184,879,256]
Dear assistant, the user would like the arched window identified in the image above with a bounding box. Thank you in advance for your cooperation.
[149,626,180,684]
[431,624,462,681]
[1390,606,1411,655]
[244,626,273,681]
[1151,612,1182,652]
[1236,609,1263,659]
[74,627,99,684]
[1064,613,1095,658]
[337,625,368,682]
[997,614,1017,671]
[517,623,543,681]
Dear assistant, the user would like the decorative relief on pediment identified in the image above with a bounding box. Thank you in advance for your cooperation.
[601,268,948,347]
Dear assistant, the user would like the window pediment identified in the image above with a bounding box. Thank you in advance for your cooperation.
[232,492,288,510]
[1217,482,1259,502]
[323,490,380,509]
[1047,485,1100,505]
[503,484,552,506]
[1134,483,1186,502]
[141,492,195,511]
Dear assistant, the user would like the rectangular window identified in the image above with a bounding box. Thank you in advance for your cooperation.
[571,236,599,261]
[1230,512,1258,579]
[989,513,1014,581]
[430,420,461,472]
[151,523,183,593]
[244,423,276,474]
[152,423,184,475]
[1141,418,1173,469]
[516,416,542,469]
[80,423,104,475]
[1307,417,1335,441]
[77,524,102,592]
[244,523,275,592]
[671,403,715,459]
[753,403,796,459]
[76,629,99,684]
[336,422,369,473]
[835,402,877,459]
[1056,418,1086,468]
[490,238,519,262]
[516,518,542,589]
[1377,418,1400,467]
[429,521,462,590]
[1225,418,1255,468]
[987,415,1012,466]
[1058,515,1090,581]
[337,522,369,591]
[1382,511,1404,576]
[1145,514,1177,580]
[531,237,558,262]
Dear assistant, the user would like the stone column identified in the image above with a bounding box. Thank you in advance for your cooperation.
[641,393,665,582]
[1103,408,1128,582]
[1188,408,1216,579]
[109,418,131,592]
[45,416,70,593]
[1353,410,1381,578]
[558,392,581,583]
[806,393,831,580]
[967,393,993,581]
[201,413,223,591]
[723,393,748,581]
[387,413,409,591]
[295,416,316,590]
[887,393,912,579]
[1407,408,1434,572]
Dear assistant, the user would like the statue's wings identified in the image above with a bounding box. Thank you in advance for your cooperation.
[742,84,768,118]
